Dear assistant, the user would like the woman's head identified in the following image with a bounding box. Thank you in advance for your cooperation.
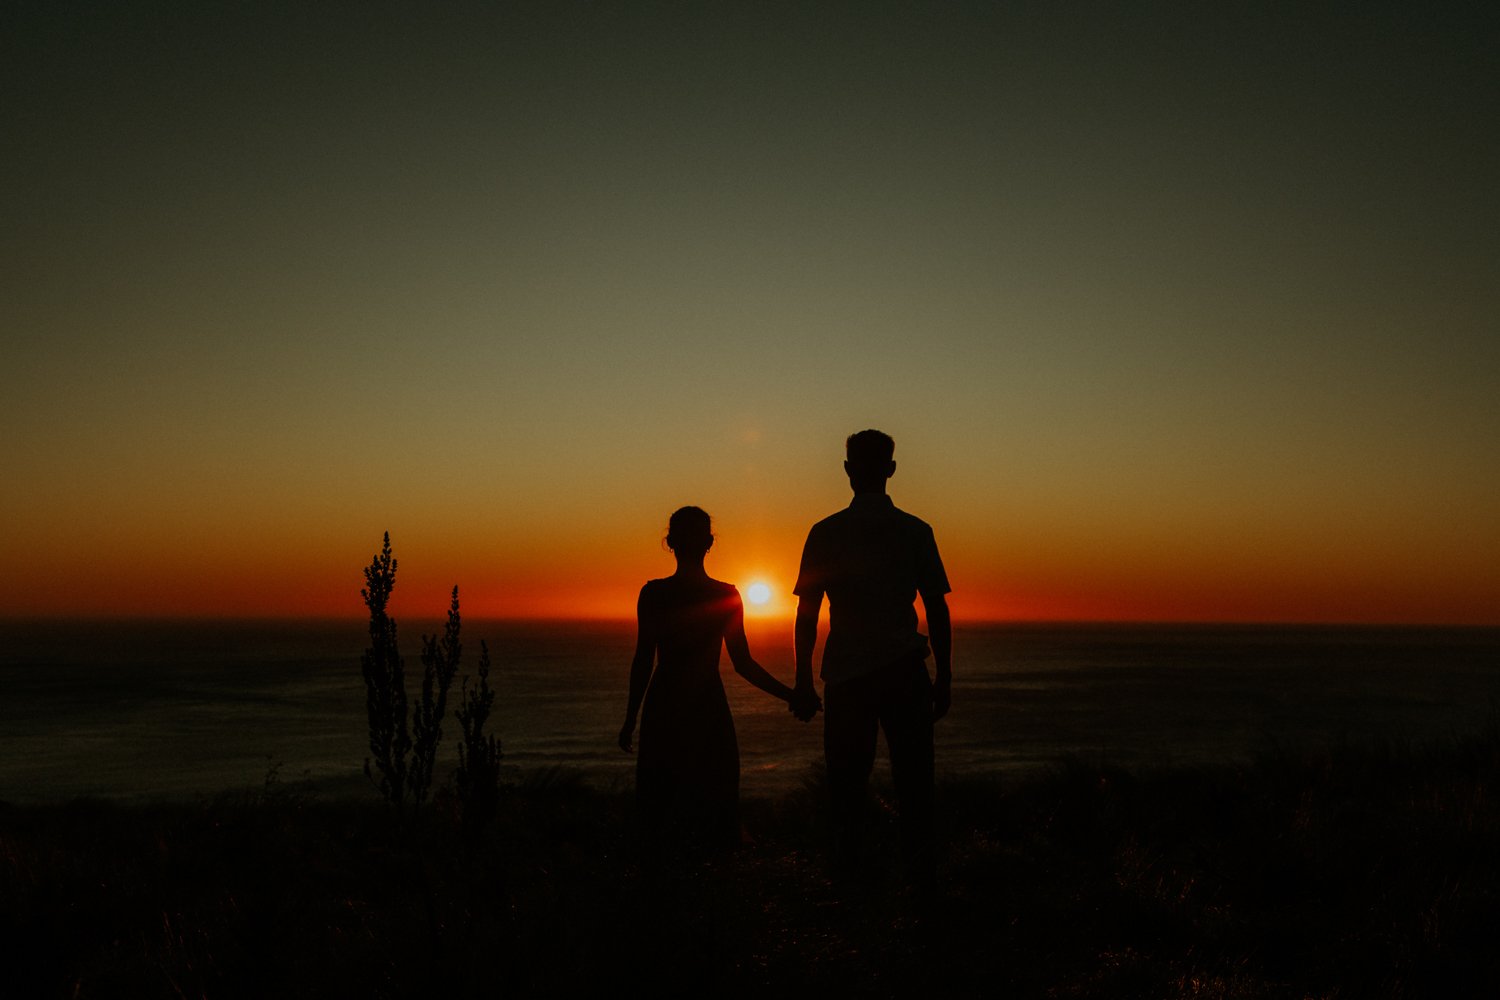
[665,506,713,558]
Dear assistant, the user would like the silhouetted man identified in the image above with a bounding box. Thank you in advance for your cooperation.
[793,429,951,882]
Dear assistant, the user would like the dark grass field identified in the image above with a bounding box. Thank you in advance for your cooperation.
[4,723,1499,998]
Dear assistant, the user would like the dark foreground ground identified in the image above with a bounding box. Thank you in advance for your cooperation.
[4,725,1499,999]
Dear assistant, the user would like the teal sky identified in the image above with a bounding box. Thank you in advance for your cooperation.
[3,2,1497,621]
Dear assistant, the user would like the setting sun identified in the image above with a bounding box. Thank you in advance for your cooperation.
[746,582,772,606]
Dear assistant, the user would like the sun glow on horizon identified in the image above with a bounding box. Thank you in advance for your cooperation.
[746,582,772,606]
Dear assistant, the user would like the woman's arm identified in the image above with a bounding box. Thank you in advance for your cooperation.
[619,586,657,752]
[724,591,795,703]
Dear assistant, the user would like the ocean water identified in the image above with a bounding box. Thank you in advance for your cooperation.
[1,619,1497,803]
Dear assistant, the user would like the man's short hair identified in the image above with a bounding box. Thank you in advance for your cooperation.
[846,429,895,470]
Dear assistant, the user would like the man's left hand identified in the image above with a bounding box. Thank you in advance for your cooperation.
[932,676,951,722]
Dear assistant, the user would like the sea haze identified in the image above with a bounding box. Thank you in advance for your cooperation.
[1,620,1496,803]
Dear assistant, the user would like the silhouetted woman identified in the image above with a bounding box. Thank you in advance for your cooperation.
[618,506,798,851]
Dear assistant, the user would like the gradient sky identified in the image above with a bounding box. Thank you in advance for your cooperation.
[4,2,1497,623]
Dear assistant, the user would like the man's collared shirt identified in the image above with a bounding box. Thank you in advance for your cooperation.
[794,494,950,685]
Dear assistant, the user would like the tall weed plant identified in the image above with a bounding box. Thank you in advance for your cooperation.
[359,533,499,826]
[456,640,502,840]
[360,533,410,809]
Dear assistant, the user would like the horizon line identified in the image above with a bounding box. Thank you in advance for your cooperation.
[1,613,1496,630]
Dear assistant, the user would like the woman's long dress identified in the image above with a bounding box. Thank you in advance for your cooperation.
[635,575,740,846]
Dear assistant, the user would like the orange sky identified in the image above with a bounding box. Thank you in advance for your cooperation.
[4,6,1498,624]
[4,442,1496,625]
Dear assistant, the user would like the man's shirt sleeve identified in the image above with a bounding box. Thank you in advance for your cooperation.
[920,525,952,596]
[793,526,825,597]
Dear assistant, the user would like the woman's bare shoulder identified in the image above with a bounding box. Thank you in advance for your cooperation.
[637,578,671,603]
[704,579,741,610]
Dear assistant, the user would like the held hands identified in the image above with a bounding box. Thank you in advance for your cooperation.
[618,718,636,753]
[789,684,822,722]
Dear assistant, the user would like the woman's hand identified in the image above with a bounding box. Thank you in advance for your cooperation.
[789,685,822,722]
[618,719,636,753]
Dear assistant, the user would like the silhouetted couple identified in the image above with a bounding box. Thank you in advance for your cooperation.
[619,430,952,881]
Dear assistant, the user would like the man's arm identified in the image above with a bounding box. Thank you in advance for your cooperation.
[921,588,952,721]
[792,591,823,721]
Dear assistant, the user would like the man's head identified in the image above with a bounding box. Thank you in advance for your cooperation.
[844,429,895,493]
